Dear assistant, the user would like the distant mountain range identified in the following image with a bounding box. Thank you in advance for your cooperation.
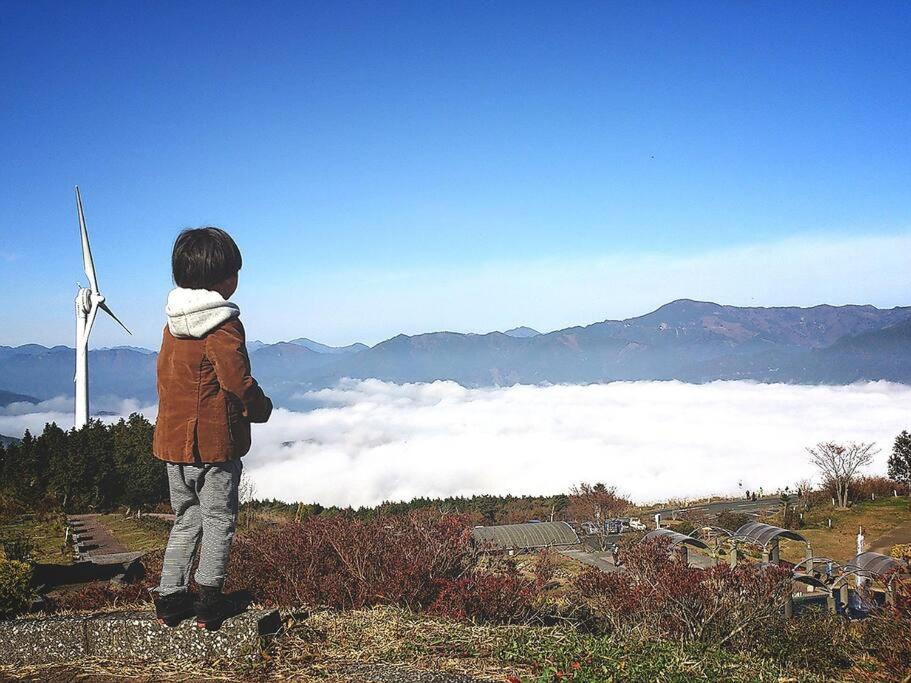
[0,389,39,407]
[2,299,910,407]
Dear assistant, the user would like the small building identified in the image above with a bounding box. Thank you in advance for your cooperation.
[471,521,580,552]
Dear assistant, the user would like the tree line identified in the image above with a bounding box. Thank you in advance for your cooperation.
[0,415,168,512]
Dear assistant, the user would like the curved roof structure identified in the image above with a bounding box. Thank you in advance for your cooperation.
[733,522,808,548]
[644,528,709,550]
[848,551,908,577]
[471,521,579,550]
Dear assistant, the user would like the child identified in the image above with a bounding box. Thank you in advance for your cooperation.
[152,227,272,628]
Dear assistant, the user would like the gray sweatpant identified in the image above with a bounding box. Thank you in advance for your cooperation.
[156,460,242,596]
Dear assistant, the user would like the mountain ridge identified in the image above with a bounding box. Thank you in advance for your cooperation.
[3,300,910,405]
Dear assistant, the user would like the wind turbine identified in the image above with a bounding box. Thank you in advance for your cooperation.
[74,186,131,429]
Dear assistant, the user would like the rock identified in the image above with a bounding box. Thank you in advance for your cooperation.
[0,609,282,666]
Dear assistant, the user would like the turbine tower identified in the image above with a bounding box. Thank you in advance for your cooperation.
[74,186,131,429]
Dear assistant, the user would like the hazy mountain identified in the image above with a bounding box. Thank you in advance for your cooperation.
[0,344,70,361]
[0,434,20,447]
[305,300,911,388]
[288,338,369,354]
[0,346,158,402]
[2,300,911,406]
[247,340,267,352]
[0,389,39,407]
[98,345,156,355]
[503,326,541,338]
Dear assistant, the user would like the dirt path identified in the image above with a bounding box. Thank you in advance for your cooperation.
[67,514,128,556]
[870,519,911,554]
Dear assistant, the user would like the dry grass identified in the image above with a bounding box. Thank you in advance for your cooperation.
[97,513,171,553]
[268,606,525,681]
[0,513,70,564]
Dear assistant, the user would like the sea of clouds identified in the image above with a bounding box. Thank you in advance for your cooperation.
[4,380,909,508]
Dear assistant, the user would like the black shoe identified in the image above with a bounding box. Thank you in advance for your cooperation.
[154,590,195,627]
[194,584,244,631]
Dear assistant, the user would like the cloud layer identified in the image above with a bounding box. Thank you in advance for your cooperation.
[5,380,908,509]
[0,396,157,436]
[244,379,911,507]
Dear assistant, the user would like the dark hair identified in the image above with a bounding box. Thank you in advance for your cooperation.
[171,227,242,289]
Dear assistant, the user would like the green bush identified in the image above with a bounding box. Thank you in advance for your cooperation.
[0,530,35,563]
[0,555,32,618]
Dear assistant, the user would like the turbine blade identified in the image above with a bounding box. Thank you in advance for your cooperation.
[99,301,132,335]
[75,186,99,293]
[83,301,100,345]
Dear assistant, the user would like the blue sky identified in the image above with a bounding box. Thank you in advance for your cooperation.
[1,1,909,349]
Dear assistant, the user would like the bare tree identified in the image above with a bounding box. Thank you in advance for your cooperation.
[568,482,628,550]
[807,442,878,508]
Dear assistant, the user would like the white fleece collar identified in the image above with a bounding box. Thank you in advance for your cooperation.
[166,287,240,339]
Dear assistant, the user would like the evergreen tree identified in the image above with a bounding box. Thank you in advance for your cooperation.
[889,430,911,491]
[111,414,167,510]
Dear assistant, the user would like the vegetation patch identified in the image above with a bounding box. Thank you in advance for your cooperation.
[96,514,170,553]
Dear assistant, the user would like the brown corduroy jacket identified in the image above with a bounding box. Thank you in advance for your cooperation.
[153,318,272,464]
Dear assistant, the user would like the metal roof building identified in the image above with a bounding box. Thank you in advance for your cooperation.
[471,521,580,551]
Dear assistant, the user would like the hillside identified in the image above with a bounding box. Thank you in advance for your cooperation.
[0,389,39,407]
[2,300,910,405]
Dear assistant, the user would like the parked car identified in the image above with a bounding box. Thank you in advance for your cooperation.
[628,517,647,531]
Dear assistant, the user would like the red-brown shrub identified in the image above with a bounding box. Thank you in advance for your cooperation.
[855,584,911,677]
[851,476,908,500]
[428,571,537,622]
[225,510,475,610]
[572,539,792,645]
[533,548,557,588]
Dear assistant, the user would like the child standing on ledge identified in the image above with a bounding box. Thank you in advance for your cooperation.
[152,227,272,629]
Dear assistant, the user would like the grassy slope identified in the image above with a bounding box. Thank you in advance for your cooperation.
[780,497,911,564]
